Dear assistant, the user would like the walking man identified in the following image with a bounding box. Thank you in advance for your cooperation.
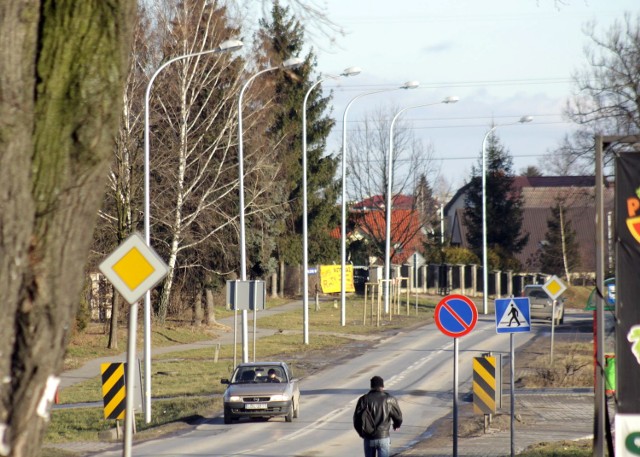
[353,375,402,457]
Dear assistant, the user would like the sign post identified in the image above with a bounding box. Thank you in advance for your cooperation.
[495,297,531,457]
[435,294,478,457]
[543,275,567,366]
[99,233,168,457]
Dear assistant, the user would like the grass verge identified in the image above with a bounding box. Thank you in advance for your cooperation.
[519,439,592,456]
[47,295,436,450]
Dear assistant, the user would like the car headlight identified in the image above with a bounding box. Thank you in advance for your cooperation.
[270,394,290,401]
[224,394,242,402]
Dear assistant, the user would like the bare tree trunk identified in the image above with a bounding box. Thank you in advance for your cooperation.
[204,287,217,326]
[271,272,278,298]
[107,288,121,349]
[279,260,285,297]
[559,204,571,284]
[0,2,134,456]
[157,242,178,323]
[192,289,203,327]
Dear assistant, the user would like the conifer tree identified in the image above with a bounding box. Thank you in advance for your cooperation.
[256,2,340,266]
[464,131,528,270]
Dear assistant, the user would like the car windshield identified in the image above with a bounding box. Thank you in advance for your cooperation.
[527,289,549,299]
[233,366,286,383]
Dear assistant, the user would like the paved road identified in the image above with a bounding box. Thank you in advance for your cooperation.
[53,302,594,457]
[397,389,597,456]
[56,308,543,456]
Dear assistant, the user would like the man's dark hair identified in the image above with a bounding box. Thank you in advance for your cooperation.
[370,376,384,389]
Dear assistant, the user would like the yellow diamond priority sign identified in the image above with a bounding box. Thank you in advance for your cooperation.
[99,233,169,305]
[542,275,567,300]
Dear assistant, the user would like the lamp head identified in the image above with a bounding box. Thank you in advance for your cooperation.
[402,81,420,89]
[218,40,244,52]
[519,115,533,124]
[282,57,304,69]
[442,96,459,104]
[341,66,362,77]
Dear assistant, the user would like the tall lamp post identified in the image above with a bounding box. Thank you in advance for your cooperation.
[384,96,459,314]
[340,81,420,326]
[237,57,303,363]
[480,116,532,315]
[142,39,243,425]
[302,66,361,344]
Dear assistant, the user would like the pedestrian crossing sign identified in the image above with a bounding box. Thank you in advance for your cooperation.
[495,298,531,333]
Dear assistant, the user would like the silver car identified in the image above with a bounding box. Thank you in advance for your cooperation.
[221,361,300,424]
[523,284,565,325]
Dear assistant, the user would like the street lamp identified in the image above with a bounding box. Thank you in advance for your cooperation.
[237,57,303,362]
[481,115,533,315]
[302,66,361,344]
[384,96,459,314]
[340,81,420,326]
[141,39,243,426]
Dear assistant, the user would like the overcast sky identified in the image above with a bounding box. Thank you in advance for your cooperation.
[303,0,639,193]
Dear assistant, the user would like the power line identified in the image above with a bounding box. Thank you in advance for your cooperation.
[336,120,572,130]
[348,153,553,165]
[325,77,574,92]
[338,113,565,123]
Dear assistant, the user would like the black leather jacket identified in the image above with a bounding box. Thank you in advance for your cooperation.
[353,389,403,439]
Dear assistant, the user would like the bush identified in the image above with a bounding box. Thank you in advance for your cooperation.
[443,247,479,265]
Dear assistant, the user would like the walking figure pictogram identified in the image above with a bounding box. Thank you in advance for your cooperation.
[508,304,521,327]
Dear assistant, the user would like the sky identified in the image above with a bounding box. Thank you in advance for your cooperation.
[300,0,639,193]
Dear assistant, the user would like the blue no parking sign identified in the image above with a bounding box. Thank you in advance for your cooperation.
[435,294,478,338]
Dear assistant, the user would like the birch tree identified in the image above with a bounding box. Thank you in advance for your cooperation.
[91,5,151,348]
[539,197,581,282]
[148,0,246,323]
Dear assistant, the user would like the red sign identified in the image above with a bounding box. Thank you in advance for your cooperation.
[434,294,478,338]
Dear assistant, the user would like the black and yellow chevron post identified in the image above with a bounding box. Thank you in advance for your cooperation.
[101,362,126,420]
[473,355,497,414]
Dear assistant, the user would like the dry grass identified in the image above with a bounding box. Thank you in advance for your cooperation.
[517,339,593,389]
[63,322,219,371]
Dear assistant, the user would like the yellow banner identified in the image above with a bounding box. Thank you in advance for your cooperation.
[320,265,355,294]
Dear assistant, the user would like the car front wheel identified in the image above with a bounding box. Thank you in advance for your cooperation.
[293,399,299,419]
[285,404,293,422]
[224,406,233,424]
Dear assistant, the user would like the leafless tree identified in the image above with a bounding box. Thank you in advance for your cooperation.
[91,5,151,348]
[539,140,591,176]
[346,105,438,262]
[559,12,640,170]
[146,0,249,323]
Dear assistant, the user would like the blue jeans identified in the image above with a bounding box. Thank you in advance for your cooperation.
[363,437,390,457]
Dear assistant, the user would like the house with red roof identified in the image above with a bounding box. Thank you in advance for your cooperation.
[331,194,428,266]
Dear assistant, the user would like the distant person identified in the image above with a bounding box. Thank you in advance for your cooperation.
[508,303,521,327]
[353,375,402,457]
[266,368,280,383]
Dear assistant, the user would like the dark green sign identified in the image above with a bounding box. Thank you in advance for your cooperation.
[584,277,615,311]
